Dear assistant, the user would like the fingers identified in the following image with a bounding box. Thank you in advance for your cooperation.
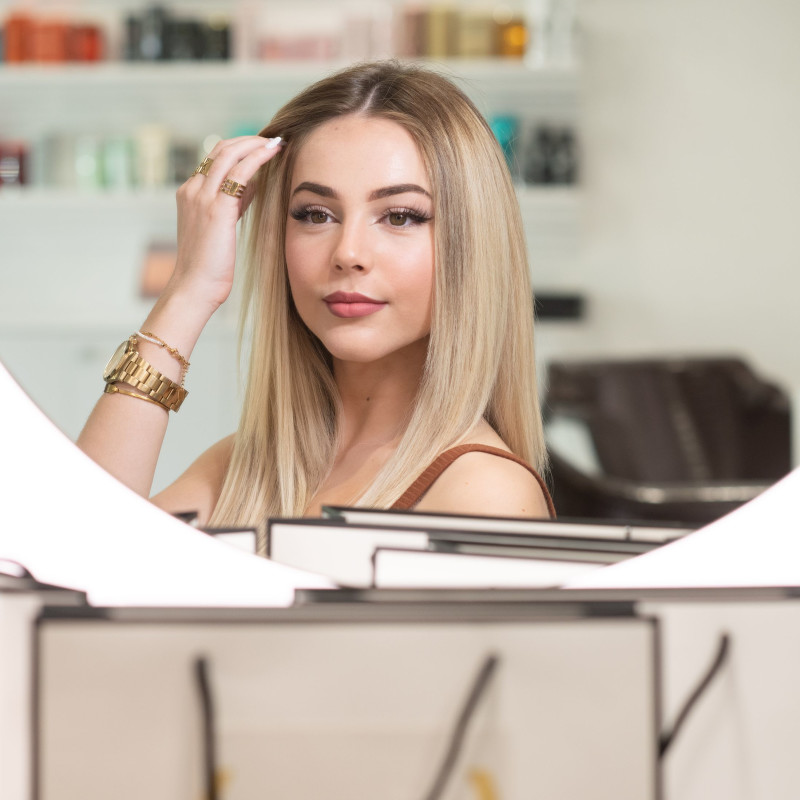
[228,139,283,213]
[191,135,284,204]
[183,136,257,186]
[169,135,285,310]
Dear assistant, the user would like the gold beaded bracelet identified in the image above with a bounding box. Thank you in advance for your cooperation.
[135,330,190,386]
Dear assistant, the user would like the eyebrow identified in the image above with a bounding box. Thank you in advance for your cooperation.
[292,181,431,201]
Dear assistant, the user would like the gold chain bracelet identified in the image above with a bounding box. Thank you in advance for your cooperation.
[136,330,190,386]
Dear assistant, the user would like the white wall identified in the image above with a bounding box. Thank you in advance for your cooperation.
[539,0,800,459]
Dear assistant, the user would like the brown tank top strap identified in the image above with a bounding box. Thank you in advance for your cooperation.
[392,444,556,518]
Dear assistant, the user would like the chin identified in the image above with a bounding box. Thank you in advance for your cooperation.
[320,332,430,367]
[323,343,398,364]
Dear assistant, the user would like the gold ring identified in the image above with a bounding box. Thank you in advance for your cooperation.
[194,157,214,176]
[220,178,246,198]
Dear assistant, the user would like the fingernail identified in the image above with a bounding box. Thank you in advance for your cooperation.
[265,136,282,149]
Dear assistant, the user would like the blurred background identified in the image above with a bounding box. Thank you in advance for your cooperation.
[1,0,797,521]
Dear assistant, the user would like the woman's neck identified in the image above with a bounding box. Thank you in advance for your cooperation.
[333,338,427,453]
[303,338,428,515]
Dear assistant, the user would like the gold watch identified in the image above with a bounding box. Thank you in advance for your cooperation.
[103,336,188,412]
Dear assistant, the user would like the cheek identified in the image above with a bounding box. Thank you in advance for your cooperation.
[284,232,318,305]
[404,239,435,306]
[284,230,303,281]
[411,262,434,308]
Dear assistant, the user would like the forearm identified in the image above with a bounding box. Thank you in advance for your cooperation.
[76,134,282,498]
[76,290,214,497]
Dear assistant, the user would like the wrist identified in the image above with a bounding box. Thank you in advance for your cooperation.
[163,269,231,317]
[143,287,215,361]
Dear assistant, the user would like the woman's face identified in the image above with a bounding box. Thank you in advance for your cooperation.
[285,115,435,367]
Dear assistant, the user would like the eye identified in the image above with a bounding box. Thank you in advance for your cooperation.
[289,205,333,224]
[388,211,410,226]
[383,207,432,228]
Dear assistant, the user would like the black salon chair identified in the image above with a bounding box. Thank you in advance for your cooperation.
[544,357,792,525]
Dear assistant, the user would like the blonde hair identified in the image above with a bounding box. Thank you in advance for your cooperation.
[209,60,546,531]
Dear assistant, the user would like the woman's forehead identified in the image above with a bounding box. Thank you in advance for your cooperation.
[290,116,431,196]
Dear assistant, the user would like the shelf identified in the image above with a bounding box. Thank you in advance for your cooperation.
[0,185,180,206]
[0,58,577,90]
[0,183,580,209]
[0,186,179,208]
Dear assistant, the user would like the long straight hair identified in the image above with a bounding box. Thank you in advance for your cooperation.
[209,61,546,533]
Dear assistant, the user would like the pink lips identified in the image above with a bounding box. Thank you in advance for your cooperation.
[323,291,387,319]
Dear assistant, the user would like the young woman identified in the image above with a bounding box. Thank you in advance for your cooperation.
[77,60,554,545]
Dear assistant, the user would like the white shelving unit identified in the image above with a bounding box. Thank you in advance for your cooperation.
[0,13,582,490]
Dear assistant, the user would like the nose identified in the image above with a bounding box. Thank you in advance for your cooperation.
[332,217,372,273]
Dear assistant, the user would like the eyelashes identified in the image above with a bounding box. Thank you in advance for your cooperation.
[289,203,433,228]
[289,204,330,224]
[385,207,433,226]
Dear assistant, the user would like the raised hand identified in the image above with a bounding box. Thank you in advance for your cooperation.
[168,135,284,316]
[75,135,283,497]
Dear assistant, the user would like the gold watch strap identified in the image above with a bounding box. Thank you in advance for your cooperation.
[107,349,188,412]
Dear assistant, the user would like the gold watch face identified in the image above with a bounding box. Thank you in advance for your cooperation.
[103,340,131,381]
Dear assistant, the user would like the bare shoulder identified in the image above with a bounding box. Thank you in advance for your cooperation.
[415,443,551,519]
[151,434,235,525]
